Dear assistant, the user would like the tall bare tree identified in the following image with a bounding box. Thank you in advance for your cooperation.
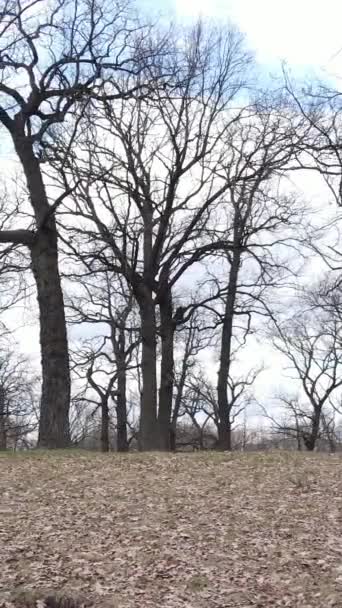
[0,0,163,447]
[53,23,254,449]
[213,102,306,449]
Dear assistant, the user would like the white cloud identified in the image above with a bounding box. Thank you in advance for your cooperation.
[175,0,342,74]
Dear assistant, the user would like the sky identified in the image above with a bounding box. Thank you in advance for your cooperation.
[173,0,342,79]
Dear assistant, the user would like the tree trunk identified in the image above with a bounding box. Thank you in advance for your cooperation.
[294,414,302,450]
[217,420,232,451]
[115,343,128,452]
[304,405,322,451]
[0,386,7,450]
[170,368,185,452]
[169,426,176,452]
[139,296,158,450]
[101,398,110,452]
[303,435,315,451]
[137,201,159,451]
[216,249,241,451]
[158,291,175,451]
[14,133,70,449]
[31,230,71,448]
[170,321,197,451]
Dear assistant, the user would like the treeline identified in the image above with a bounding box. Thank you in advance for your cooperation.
[1,0,342,452]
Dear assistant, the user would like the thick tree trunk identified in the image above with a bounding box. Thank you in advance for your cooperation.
[101,398,110,452]
[158,291,175,451]
[169,426,176,452]
[137,202,159,451]
[217,420,232,451]
[139,296,158,450]
[303,407,321,451]
[216,249,241,451]
[14,133,70,449]
[31,229,71,448]
[303,436,316,451]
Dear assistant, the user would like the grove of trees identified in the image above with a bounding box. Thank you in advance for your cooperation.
[1,0,342,452]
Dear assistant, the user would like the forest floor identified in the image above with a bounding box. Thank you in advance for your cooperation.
[0,451,342,608]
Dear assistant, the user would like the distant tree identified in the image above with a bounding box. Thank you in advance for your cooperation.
[212,99,306,450]
[69,270,139,452]
[186,362,261,449]
[271,290,342,450]
[0,347,39,450]
[171,311,212,450]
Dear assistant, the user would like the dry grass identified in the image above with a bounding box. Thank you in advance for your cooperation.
[1,450,342,607]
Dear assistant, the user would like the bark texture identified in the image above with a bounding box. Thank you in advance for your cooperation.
[100,398,110,452]
[31,228,71,448]
[114,330,129,452]
[137,203,159,450]
[158,291,175,450]
[216,248,241,451]
[14,134,70,448]
[303,406,322,451]
[139,295,158,450]
[0,386,7,450]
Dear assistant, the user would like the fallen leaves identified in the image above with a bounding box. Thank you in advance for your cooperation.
[0,451,342,607]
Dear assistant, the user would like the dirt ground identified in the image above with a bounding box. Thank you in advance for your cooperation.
[1,451,342,608]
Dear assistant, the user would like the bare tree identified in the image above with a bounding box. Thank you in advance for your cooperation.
[53,22,255,449]
[0,0,163,447]
[0,346,39,450]
[72,344,116,452]
[284,75,342,207]
[272,301,342,450]
[186,362,260,449]
[170,311,212,450]
[68,270,139,452]
[211,99,307,449]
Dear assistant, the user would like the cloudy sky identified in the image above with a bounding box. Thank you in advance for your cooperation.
[174,0,342,78]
